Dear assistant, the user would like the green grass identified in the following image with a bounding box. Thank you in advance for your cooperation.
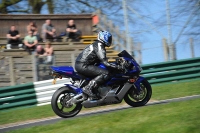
[152,79,200,100]
[0,80,200,125]
[8,98,200,133]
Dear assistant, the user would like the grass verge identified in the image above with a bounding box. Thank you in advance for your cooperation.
[8,98,200,133]
[0,80,200,125]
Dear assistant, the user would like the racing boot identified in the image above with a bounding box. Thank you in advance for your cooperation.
[82,80,98,98]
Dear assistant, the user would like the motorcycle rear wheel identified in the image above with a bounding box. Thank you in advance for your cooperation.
[51,86,82,118]
[124,78,152,107]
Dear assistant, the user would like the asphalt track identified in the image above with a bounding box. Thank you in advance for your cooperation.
[1,94,200,133]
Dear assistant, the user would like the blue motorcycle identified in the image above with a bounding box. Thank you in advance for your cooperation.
[50,50,152,118]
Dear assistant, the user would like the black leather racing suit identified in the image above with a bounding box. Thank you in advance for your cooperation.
[75,40,120,85]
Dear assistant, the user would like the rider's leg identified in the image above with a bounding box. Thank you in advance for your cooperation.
[75,62,110,97]
[83,73,111,97]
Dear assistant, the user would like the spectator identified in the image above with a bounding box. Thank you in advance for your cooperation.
[6,25,23,49]
[44,41,54,64]
[24,31,38,54]
[36,45,45,56]
[27,21,40,41]
[36,45,46,64]
[66,20,81,41]
[42,19,57,42]
[36,42,53,64]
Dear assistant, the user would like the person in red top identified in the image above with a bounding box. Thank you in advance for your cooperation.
[6,25,23,49]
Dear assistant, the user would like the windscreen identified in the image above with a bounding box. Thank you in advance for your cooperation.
[118,50,134,59]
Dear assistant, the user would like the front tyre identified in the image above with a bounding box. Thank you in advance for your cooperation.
[124,78,152,107]
[51,86,82,118]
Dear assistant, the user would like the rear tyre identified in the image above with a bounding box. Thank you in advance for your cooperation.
[51,86,82,118]
[124,79,152,107]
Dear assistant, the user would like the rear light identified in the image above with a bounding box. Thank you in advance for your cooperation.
[129,79,136,83]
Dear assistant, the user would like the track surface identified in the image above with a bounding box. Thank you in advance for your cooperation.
[1,95,200,133]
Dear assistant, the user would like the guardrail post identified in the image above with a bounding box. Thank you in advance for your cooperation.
[9,57,15,86]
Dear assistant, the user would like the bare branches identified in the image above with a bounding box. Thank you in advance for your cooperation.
[0,0,22,13]
[0,0,54,14]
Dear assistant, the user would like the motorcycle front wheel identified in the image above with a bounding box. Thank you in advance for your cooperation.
[124,78,152,107]
[51,86,82,118]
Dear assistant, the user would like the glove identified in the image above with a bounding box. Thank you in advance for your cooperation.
[117,65,125,73]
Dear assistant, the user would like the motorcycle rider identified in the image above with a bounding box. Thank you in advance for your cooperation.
[75,31,124,98]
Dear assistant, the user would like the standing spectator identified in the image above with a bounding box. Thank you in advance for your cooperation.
[27,21,40,41]
[36,45,45,56]
[35,42,54,64]
[6,25,23,49]
[44,41,54,64]
[42,19,57,42]
[24,31,38,54]
[36,45,46,64]
[66,20,81,41]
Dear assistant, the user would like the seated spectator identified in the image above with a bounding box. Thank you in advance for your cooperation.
[42,19,57,42]
[27,21,40,41]
[66,20,81,41]
[24,31,38,54]
[6,25,23,49]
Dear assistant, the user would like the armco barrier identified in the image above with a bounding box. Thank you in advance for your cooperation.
[0,78,70,110]
[141,57,200,84]
[0,57,200,110]
[0,83,36,110]
[34,78,70,106]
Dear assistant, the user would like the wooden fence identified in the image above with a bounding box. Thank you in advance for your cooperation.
[0,53,34,87]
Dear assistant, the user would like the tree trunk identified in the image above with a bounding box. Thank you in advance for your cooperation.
[29,0,45,14]
[47,0,54,14]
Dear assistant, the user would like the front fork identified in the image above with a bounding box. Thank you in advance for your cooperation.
[128,76,145,93]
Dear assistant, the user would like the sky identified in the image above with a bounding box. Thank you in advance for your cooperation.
[126,0,200,64]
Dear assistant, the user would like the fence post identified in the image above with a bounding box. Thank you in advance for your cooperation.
[115,26,121,51]
[190,38,194,58]
[32,55,38,82]
[53,55,56,65]
[9,57,15,86]
[137,42,142,64]
[162,38,169,61]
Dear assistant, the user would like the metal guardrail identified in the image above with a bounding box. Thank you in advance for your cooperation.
[0,57,200,110]
[0,83,36,110]
[0,78,70,110]
[34,78,70,106]
[142,57,200,84]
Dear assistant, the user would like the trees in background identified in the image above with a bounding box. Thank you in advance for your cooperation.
[0,0,199,45]
[0,0,53,14]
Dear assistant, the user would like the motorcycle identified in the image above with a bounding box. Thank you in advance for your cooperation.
[50,50,152,118]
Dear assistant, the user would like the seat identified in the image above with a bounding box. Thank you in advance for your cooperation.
[75,72,88,79]
[51,66,74,73]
